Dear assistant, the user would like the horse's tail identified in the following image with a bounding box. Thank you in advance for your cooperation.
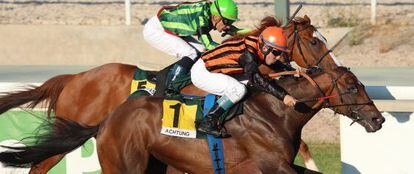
[0,74,73,117]
[0,117,99,167]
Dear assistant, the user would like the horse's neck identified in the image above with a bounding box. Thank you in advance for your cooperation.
[319,58,339,70]
[242,98,308,142]
[242,73,331,141]
[291,53,339,70]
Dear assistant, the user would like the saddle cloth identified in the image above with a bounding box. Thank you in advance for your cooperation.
[129,66,243,139]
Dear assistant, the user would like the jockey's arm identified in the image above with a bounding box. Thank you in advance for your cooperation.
[266,60,296,72]
[222,25,253,37]
[238,52,289,101]
[197,26,219,50]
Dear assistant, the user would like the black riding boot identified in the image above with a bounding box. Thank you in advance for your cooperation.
[165,56,195,96]
[197,97,234,138]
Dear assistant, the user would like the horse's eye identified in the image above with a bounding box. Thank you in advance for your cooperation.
[348,86,358,94]
[310,39,318,45]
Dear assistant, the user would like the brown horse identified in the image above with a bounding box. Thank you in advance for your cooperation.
[0,16,336,173]
[0,67,385,173]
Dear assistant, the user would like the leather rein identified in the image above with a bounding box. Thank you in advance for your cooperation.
[269,70,374,125]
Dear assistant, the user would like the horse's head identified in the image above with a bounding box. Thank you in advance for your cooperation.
[321,67,385,132]
[283,15,340,70]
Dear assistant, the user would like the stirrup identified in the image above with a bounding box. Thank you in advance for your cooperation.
[197,121,231,138]
[196,118,215,132]
[215,125,231,138]
[205,127,231,138]
[164,86,176,97]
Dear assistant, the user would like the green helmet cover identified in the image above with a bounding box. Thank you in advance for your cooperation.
[210,0,239,21]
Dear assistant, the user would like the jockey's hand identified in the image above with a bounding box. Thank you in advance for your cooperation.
[221,25,239,37]
[221,29,236,37]
[283,95,297,107]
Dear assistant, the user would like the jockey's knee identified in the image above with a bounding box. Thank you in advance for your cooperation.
[224,83,247,103]
[142,17,157,42]
[190,60,206,86]
[180,48,199,61]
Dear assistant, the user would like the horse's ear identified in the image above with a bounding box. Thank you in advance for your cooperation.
[304,15,311,24]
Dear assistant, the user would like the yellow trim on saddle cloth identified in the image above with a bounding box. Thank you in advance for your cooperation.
[130,80,156,95]
[161,100,198,138]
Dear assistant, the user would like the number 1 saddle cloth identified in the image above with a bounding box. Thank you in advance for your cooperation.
[128,66,243,139]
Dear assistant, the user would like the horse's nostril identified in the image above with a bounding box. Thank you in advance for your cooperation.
[373,117,385,124]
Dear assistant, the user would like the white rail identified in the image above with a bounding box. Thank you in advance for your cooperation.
[125,0,131,25]
[371,0,377,25]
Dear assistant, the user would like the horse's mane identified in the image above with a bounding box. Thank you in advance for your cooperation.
[223,15,314,44]
[223,16,282,43]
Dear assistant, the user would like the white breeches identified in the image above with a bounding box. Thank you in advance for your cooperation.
[191,59,247,103]
[143,16,205,60]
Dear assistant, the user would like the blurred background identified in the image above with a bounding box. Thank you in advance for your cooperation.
[0,0,413,174]
[1,0,413,66]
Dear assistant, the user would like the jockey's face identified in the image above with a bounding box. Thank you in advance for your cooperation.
[261,43,284,65]
[212,15,231,32]
[264,47,283,65]
[265,52,277,65]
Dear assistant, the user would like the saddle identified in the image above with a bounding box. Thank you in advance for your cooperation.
[129,64,243,127]
[134,64,206,97]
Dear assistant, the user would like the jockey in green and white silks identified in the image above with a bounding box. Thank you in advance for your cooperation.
[143,0,245,95]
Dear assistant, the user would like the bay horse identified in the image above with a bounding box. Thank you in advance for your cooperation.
[0,16,337,173]
[0,67,385,173]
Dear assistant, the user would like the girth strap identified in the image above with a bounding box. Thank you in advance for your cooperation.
[203,94,226,174]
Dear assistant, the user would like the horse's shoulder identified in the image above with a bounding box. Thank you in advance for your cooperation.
[124,96,163,109]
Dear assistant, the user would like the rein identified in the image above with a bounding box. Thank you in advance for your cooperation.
[324,71,375,125]
[268,69,374,114]
[269,70,325,109]
[280,21,375,122]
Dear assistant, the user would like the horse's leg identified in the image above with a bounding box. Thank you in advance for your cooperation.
[267,161,297,174]
[292,164,322,174]
[298,139,319,171]
[166,166,185,174]
[97,121,150,174]
[146,155,168,174]
[96,98,161,174]
[252,156,296,174]
[28,154,65,174]
[228,159,263,174]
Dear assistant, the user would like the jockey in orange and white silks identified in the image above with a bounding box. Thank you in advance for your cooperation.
[143,0,247,95]
[192,26,298,138]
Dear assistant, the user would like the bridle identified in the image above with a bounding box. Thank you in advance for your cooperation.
[305,69,374,124]
[269,68,374,125]
[284,21,333,69]
[323,70,374,124]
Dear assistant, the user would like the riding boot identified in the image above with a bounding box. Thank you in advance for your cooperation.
[165,56,195,96]
[197,96,234,138]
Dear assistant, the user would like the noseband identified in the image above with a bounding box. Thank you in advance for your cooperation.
[306,69,374,124]
[324,71,374,124]
[270,68,374,124]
